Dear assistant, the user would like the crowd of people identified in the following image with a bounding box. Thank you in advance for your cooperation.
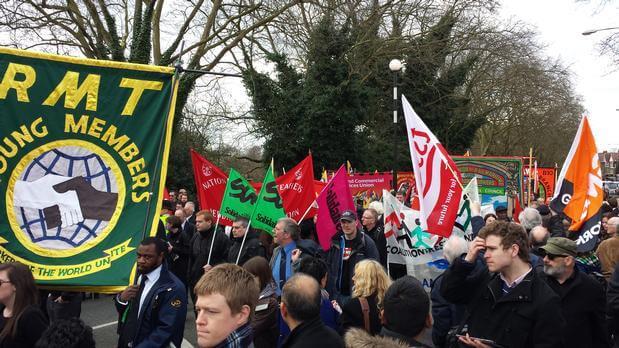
[2,188,619,348]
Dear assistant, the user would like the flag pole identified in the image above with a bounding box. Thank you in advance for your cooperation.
[296,200,316,223]
[554,162,558,188]
[443,161,464,190]
[235,220,252,265]
[206,215,221,266]
[528,148,533,206]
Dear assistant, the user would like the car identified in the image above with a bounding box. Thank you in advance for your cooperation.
[603,181,619,195]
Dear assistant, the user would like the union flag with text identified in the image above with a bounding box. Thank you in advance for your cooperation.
[190,149,232,226]
[276,154,316,221]
[550,116,603,251]
[402,95,462,238]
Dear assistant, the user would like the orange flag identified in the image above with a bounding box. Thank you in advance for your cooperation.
[549,116,603,251]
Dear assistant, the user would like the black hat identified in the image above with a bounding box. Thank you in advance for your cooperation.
[495,205,507,212]
[340,210,357,222]
[537,205,551,216]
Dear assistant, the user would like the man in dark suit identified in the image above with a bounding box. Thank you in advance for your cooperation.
[280,274,344,348]
[116,237,187,348]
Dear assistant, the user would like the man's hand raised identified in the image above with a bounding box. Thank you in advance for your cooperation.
[465,237,486,263]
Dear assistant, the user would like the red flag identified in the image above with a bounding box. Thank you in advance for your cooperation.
[315,165,356,250]
[513,196,523,223]
[402,95,462,238]
[163,187,171,201]
[550,116,603,251]
[190,149,232,226]
[276,154,317,221]
[314,180,327,195]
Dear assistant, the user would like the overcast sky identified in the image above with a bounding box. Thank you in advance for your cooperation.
[501,0,619,151]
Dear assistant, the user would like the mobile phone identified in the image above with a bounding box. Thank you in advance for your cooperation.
[456,334,496,345]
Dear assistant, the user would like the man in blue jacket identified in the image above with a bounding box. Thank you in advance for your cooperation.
[116,237,187,348]
[326,210,379,305]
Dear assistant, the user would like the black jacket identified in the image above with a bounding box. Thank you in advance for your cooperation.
[440,257,565,348]
[326,231,379,303]
[0,305,47,348]
[540,268,610,348]
[182,221,196,240]
[363,223,387,268]
[167,229,191,285]
[607,263,619,347]
[188,227,230,287]
[431,273,466,348]
[281,317,344,348]
[339,294,382,335]
[226,230,266,265]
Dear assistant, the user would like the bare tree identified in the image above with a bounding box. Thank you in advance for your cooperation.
[0,0,301,127]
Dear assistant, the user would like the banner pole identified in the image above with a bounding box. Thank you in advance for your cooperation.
[296,201,316,223]
[235,220,252,265]
[528,148,533,206]
[206,215,221,266]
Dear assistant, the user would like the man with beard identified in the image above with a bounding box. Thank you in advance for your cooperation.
[441,221,564,348]
[540,237,610,348]
[226,216,266,265]
[188,211,230,305]
[116,237,187,348]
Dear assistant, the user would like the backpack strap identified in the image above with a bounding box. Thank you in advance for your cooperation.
[358,297,371,332]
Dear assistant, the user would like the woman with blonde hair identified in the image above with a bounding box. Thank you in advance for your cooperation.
[338,259,391,335]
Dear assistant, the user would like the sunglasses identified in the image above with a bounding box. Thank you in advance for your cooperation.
[542,252,567,260]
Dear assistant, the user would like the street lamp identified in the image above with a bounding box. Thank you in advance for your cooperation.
[389,59,403,191]
[582,27,619,35]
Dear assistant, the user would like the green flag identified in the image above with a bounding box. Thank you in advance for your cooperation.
[219,169,257,220]
[0,47,177,292]
[250,164,286,234]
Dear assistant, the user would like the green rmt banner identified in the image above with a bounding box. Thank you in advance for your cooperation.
[0,48,178,293]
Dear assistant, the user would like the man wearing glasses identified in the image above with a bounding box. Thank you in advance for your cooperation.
[540,237,610,348]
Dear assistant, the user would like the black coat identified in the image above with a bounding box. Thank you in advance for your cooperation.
[188,227,230,288]
[540,268,610,348]
[167,229,191,285]
[281,317,344,348]
[326,231,379,303]
[182,221,196,240]
[226,230,266,265]
[363,223,387,268]
[440,257,565,348]
[607,263,619,347]
[339,294,382,335]
[431,273,466,348]
[0,305,47,348]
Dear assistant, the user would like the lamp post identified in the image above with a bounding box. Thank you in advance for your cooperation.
[389,59,403,191]
[582,27,619,35]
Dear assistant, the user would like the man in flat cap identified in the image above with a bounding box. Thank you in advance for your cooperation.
[541,237,610,348]
[325,210,379,305]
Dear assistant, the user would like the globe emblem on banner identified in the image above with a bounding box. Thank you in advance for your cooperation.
[202,164,212,177]
[10,144,122,254]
